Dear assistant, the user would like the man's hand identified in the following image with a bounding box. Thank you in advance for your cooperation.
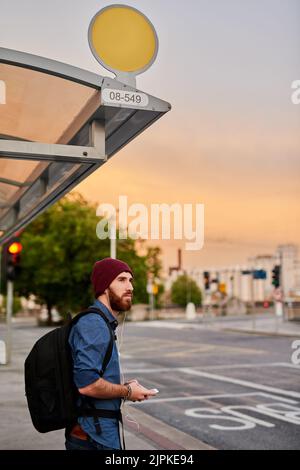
[125,379,139,386]
[128,382,157,402]
[78,377,158,401]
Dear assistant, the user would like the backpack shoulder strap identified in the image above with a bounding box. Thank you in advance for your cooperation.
[71,308,119,436]
[71,307,115,377]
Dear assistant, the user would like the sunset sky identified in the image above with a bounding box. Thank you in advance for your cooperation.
[1,0,300,272]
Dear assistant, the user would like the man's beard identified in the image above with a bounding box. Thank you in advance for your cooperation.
[108,287,132,312]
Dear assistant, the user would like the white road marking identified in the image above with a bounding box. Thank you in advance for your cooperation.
[124,361,299,374]
[276,362,300,369]
[193,362,300,371]
[185,407,259,431]
[134,321,195,330]
[179,367,300,399]
[135,392,298,405]
[217,406,275,428]
[183,395,300,431]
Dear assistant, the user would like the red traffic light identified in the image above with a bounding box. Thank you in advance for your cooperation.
[8,242,23,255]
[271,265,281,288]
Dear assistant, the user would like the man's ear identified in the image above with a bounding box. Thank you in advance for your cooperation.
[103,288,109,298]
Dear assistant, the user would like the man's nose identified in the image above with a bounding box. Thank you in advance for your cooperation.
[127,281,133,291]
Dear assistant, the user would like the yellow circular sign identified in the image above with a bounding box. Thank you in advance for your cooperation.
[152,284,158,295]
[88,5,158,75]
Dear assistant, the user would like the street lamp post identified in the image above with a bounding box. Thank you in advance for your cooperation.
[109,209,118,259]
[5,280,13,364]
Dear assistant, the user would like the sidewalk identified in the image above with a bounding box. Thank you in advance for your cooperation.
[2,313,297,450]
[0,319,211,450]
[207,314,300,338]
[133,313,300,338]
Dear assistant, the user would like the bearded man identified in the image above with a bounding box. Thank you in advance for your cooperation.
[65,258,156,450]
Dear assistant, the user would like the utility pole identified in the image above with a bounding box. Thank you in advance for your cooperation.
[109,209,119,259]
[2,238,23,364]
[279,249,285,321]
[147,276,154,320]
[251,268,256,331]
[247,258,256,331]
[5,280,13,364]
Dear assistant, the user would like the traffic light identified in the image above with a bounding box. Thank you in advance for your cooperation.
[203,271,210,290]
[219,282,227,295]
[4,238,23,281]
[271,265,281,288]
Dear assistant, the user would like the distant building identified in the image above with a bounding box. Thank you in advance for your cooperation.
[166,243,300,302]
[276,244,299,297]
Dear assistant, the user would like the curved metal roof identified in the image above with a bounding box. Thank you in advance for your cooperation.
[0,48,170,244]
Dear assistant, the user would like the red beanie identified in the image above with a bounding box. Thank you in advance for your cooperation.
[91,258,133,298]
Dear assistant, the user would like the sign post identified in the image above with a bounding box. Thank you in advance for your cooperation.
[5,280,13,364]
[88,4,159,88]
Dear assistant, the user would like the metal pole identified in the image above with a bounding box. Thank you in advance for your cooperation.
[275,302,279,333]
[0,247,2,294]
[149,292,154,320]
[6,280,13,364]
[238,267,242,303]
[279,249,285,321]
[110,235,116,259]
[251,269,256,331]
[109,213,117,259]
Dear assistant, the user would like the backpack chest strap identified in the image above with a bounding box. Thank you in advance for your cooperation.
[79,408,122,420]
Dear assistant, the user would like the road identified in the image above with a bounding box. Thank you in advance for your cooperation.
[120,320,300,450]
[0,317,299,450]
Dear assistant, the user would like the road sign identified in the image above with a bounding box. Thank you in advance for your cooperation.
[219,283,227,294]
[152,284,158,295]
[147,282,153,294]
[88,5,158,86]
[253,269,267,280]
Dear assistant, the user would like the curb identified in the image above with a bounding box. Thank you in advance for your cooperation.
[222,327,300,338]
[124,405,215,451]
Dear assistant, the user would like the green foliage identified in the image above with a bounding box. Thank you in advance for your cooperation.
[155,283,165,308]
[16,193,104,316]
[1,295,22,315]
[145,245,164,307]
[14,193,163,320]
[146,246,163,279]
[171,274,202,307]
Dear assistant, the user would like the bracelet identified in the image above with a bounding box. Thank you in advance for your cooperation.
[124,384,132,401]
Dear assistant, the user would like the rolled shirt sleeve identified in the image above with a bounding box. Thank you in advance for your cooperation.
[69,314,111,389]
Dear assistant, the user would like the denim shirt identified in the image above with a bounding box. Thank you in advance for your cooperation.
[68,299,121,449]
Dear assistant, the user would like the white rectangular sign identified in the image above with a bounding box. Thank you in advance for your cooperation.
[102,88,149,107]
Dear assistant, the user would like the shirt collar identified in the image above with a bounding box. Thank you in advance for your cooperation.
[92,299,118,330]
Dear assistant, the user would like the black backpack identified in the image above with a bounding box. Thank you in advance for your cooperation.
[24,307,116,433]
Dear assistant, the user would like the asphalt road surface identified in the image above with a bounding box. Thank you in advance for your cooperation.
[1,318,299,450]
[120,320,300,450]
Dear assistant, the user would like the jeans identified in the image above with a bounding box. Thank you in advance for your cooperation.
[65,434,118,451]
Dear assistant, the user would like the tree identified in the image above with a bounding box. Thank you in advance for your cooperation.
[15,194,105,324]
[15,193,162,324]
[145,245,164,307]
[146,246,163,279]
[171,274,202,307]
